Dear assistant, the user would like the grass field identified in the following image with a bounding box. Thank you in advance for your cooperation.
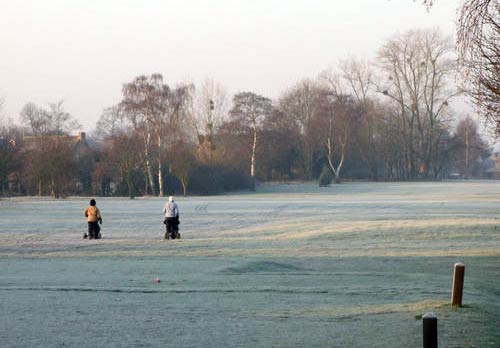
[1,181,499,347]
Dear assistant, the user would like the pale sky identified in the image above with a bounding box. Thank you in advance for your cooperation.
[0,0,459,132]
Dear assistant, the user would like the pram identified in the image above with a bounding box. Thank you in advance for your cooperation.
[164,216,181,239]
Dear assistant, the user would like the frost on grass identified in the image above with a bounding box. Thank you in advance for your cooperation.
[1,181,499,258]
[1,182,500,347]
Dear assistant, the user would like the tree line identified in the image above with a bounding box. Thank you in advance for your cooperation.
[0,29,493,198]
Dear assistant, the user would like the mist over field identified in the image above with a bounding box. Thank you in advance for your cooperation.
[1,181,499,347]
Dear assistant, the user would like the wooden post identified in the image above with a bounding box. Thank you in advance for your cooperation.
[451,262,465,306]
[422,312,438,348]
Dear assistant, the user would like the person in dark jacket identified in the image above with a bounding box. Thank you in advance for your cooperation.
[84,199,102,239]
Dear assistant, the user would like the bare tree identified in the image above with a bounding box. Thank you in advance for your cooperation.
[20,101,80,136]
[17,101,81,197]
[457,0,499,130]
[190,78,228,164]
[279,79,324,179]
[421,0,499,132]
[121,74,192,196]
[46,101,80,135]
[377,105,403,179]
[229,92,273,179]
[95,105,127,139]
[429,123,453,179]
[21,132,78,198]
[101,131,144,198]
[20,103,47,136]
[121,74,166,195]
[318,93,358,183]
[156,82,192,196]
[169,140,196,196]
[452,116,488,178]
[259,108,302,180]
[377,29,458,179]
[322,58,380,179]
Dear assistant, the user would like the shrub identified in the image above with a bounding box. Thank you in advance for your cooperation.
[318,166,333,187]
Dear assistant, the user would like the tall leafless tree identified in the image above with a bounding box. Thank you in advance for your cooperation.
[156,82,192,196]
[20,103,47,136]
[457,0,499,131]
[121,74,192,196]
[95,105,127,139]
[121,74,167,195]
[279,79,324,179]
[421,0,499,132]
[321,58,380,180]
[18,101,80,197]
[20,101,80,136]
[229,92,273,179]
[452,116,488,178]
[317,93,358,183]
[101,131,144,198]
[377,29,458,178]
[190,78,228,164]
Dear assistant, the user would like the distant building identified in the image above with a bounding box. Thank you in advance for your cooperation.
[22,131,89,154]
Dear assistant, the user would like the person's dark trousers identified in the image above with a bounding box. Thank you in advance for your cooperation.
[166,217,176,239]
[88,221,99,239]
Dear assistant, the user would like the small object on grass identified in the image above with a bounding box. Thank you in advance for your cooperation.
[153,277,160,283]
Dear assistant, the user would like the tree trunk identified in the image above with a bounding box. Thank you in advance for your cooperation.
[144,132,155,195]
[127,172,135,199]
[145,158,155,195]
[158,162,164,197]
[181,178,187,196]
[50,178,56,198]
[250,126,257,178]
[334,171,341,184]
[158,135,164,197]
[38,179,43,196]
[465,126,470,179]
[326,117,347,184]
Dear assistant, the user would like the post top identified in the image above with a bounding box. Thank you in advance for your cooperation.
[454,262,465,267]
[422,312,438,319]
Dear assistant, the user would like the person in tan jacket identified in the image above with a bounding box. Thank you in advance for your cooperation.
[84,199,102,239]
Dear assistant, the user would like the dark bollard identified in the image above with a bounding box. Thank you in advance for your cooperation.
[451,262,465,306]
[423,312,438,348]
